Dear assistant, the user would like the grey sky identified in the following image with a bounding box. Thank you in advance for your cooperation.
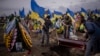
[0,0,100,16]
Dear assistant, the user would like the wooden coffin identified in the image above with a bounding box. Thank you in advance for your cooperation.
[58,38,86,49]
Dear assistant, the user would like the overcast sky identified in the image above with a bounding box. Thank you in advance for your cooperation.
[0,0,100,16]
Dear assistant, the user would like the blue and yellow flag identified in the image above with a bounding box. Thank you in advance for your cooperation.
[31,0,45,18]
[81,8,87,14]
[93,9,100,17]
[53,10,62,18]
[19,8,25,18]
[66,8,75,23]
[51,10,62,26]
[80,8,87,17]
[54,10,62,15]
[67,8,74,18]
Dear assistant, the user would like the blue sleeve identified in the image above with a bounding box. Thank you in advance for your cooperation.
[85,22,95,34]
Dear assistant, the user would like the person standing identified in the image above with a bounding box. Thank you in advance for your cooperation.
[41,15,52,46]
[84,18,100,56]
[62,14,72,39]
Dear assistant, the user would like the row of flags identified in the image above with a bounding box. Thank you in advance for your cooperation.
[18,0,100,20]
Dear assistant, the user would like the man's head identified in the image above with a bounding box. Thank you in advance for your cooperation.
[46,15,50,19]
[64,15,70,20]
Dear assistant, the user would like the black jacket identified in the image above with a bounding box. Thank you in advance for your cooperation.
[43,19,52,32]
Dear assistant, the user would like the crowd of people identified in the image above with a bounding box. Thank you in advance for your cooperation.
[1,10,100,56]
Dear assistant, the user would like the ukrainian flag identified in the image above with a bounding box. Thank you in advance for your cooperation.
[67,8,75,23]
[53,10,62,18]
[51,10,62,25]
[51,10,62,21]
[19,8,25,18]
[93,9,100,17]
[31,0,45,18]
[80,8,88,17]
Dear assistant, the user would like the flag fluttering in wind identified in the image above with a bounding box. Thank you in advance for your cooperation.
[66,8,75,23]
[81,8,87,14]
[31,0,45,18]
[53,10,62,18]
[19,8,25,18]
[45,9,51,15]
[93,9,100,17]
[51,10,62,24]
[67,8,74,18]
[54,10,62,15]
[80,8,88,20]
[80,8,88,17]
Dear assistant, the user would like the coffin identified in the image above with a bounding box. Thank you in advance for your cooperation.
[58,38,86,49]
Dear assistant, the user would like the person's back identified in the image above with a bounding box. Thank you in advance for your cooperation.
[91,21,100,53]
[84,21,100,39]
[84,21,100,56]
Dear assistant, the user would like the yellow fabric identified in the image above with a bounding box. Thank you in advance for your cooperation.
[95,14,100,17]
[37,18,44,25]
[51,16,62,25]
[29,11,44,27]
[51,18,56,25]
[32,18,44,30]
[44,14,48,18]
[75,21,81,30]
[29,12,39,20]
[33,24,41,30]
[4,29,13,48]
[19,23,32,48]
[67,13,75,23]
[80,24,85,30]
[54,14,62,18]
[57,26,64,33]
[81,12,86,17]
